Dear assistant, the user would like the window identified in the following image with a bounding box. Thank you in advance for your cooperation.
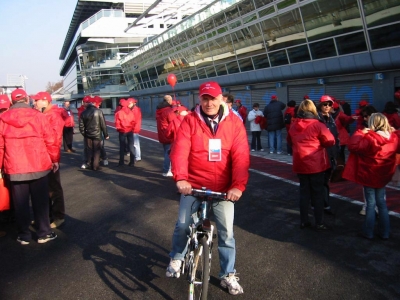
[309,39,336,59]
[336,32,367,55]
[287,45,311,63]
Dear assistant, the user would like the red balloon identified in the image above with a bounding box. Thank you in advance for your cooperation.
[395,90,400,100]
[167,74,177,87]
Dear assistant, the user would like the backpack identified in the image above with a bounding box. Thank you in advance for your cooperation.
[284,112,292,125]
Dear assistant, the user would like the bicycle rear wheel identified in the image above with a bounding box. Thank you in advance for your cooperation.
[190,236,211,300]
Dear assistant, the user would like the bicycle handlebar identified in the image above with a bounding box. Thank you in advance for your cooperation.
[191,188,227,199]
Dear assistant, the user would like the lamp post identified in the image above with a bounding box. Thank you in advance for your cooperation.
[19,75,28,91]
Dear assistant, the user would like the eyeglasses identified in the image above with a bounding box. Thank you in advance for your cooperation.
[322,102,333,107]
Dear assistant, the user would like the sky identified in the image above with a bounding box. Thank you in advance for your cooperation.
[0,0,77,94]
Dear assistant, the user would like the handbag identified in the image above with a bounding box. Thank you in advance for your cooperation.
[330,156,346,183]
[0,174,10,211]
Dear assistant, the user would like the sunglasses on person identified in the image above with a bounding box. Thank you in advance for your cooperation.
[322,102,333,107]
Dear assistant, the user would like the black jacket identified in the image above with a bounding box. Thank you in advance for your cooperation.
[79,104,109,140]
[263,100,286,131]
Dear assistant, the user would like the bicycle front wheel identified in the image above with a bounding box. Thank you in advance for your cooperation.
[190,236,211,300]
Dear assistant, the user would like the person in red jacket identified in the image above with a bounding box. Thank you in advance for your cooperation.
[343,113,399,240]
[165,105,189,144]
[234,99,247,125]
[115,99,136,167]
[61,100,76,153]
[355,100,369,130]
[166,81,249,295]
[33,91,66,229]
[0,89,58,244]
[284,100,296,155]
[156,95,176,176]
[130,98,142,162]
[287,99,335,231]
[382,101,400,130]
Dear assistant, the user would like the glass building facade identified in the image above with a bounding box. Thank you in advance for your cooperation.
[121,0,400,91]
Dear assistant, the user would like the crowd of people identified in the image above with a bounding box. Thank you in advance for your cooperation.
[1,83,400,296]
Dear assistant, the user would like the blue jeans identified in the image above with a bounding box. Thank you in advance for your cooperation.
[170,194,236,278]
[133,133,141,160]
[363,186,390,239]
[162,143,171,173]
[268,129,282,153]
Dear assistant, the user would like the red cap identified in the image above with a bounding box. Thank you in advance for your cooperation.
[271,95,277,100]
[32,91,52,102]
[93,96,103,104]
[303,95,309,100]
[119,98,126,105]
[127,97,137,104]
[0,94,11,109]
[199,81,222,98]
[83,96,92,103]
[235,99,241,104]
[359,100,369,107]
[120,99,128,107]
[320,95,334,103]
[332,101,339,109]
[11,88,28,101]
[395,90,400,100]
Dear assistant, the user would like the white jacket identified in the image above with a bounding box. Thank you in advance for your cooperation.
[247,109,264,131]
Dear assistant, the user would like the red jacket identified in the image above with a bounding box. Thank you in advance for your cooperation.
[343,130,399,188]
[334,111,355,146]
[43,105,65,163]
[166,114,184,142]
[0,105,58,176]
[132,106,142,133]
[61,108,75,128]
[77,105,85,119]
[115,107,136,133]
[284,106,295,132]
[354,108,364,130]
[288,117,335,174]
[383,112,400,130]
[237,105,247,124]
[170,106,250,192]
[156,106,176,144]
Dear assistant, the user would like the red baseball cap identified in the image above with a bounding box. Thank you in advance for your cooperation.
[303,95,309,100]
[127,97,137,104]
[332,101,339,109]
[11,88,28,101]
[32,91,52,102]
[0,94,11,109]
[82,96,91,103]
[359,100,369,107]
[93,96,103,104]
[199,81,222,98]
[235,99,241,104]
[320,95,334,103]
[271,95,277,100]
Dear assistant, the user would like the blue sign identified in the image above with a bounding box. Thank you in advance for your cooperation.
[317,78,325,85]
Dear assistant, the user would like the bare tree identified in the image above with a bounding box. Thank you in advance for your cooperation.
[46,80,63,93]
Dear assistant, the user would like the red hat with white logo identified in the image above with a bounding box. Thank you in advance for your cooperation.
[32,91,52,102]
[320,95,334,103]
[199,81,222,98]
[0,94,11,109]
[11,88,28,101]
[83,95,92,103]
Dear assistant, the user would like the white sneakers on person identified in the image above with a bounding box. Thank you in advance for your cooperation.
[220,273,244,295]
[359,207,366,215]
[162,171,173,177]
[166,259,182,278]
[103,159,109,166]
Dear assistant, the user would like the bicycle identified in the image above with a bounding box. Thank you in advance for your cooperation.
[180,187,227,300]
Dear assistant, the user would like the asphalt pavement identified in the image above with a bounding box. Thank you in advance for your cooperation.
[0,118,400,300]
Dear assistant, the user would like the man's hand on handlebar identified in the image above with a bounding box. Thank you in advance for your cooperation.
[226,188,242,202]
[177,180,192,195]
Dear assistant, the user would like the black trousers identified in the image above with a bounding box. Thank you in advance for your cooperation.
[118,132,135,165]
[48,169,65,221]
[87,138,102,170]
[63,127,74,151]
[251,131,262,150]
[298,172,325,225]
[11,175,51,240]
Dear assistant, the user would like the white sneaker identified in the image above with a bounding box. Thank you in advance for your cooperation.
[269,151,273,154]
[251,149,255,152]
[166,259,182,278]
[163,171,173,177]
[260,149,264,152]
[277,151,282,155]
[220,273,244,295]
[103,159,109,166]
[359,207,366,216]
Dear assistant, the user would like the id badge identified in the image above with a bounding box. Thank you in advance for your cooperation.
[209,139,221,161]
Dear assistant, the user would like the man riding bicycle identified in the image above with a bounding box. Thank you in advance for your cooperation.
[166,81,250,295]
